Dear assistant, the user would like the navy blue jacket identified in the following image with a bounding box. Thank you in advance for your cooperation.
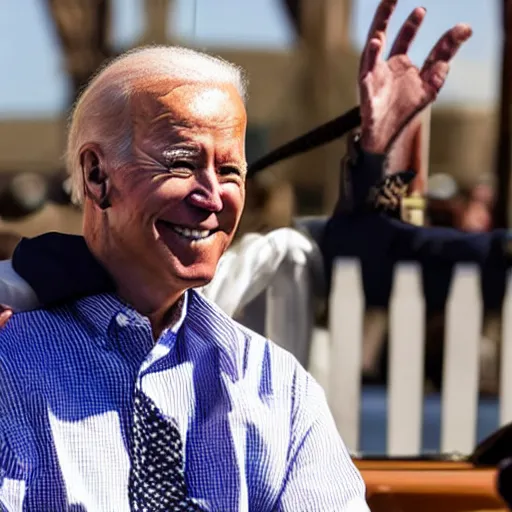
[320,212,508,311]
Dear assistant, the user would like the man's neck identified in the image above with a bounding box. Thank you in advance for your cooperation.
[85,240,185,340]
[115,275,185,339]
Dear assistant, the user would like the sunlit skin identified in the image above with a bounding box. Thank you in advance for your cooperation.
[81,80,247,337]
[359,1,471,155]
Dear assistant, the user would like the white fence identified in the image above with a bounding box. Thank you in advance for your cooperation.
[327,258,512,457]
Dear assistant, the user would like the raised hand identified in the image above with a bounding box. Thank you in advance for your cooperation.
[359,0,472,154]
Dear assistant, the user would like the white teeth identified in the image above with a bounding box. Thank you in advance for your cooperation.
[172,225,211,240]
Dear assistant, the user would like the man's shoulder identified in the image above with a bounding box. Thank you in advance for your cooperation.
[3,305,72,330]
[190,291,312,387]
[0,304,77,344]
[230,316,326,425]
[235,320,304,370]
[0,306,78,380]
[192,290,291,350]
[0,294,113,349]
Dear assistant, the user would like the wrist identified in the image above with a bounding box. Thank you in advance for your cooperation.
[336,132,388,213]
[348,132,388,195]
[359,131,388,155]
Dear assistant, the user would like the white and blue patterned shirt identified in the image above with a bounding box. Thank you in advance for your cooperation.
[0,290,367,511]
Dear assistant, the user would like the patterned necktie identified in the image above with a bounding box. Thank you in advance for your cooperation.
[128,388,203,511]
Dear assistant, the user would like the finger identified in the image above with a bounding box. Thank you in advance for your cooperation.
[0,308,13,328]
[420,23,472,74]
[421,61,450,95]
[389,7,427,57]
[360,38,383,78]
[361,0,398,74]
[365,0,398,45]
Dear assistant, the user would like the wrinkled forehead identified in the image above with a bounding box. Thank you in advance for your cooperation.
[129,79,247,151]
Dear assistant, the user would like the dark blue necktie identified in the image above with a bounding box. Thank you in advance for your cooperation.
[128,389,203,511]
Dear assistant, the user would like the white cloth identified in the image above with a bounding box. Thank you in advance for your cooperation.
[201,228,324,365]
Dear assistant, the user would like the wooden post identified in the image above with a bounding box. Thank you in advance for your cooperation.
[45,0,113,106]
[493,0,512,228]
[405,107,431,226]
[387,107,432,227]
[300,0,331,209]
[298,0,355,213]
[141,0,170,45]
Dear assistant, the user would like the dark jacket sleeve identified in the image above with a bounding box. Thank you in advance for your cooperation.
[320,144,511,312]
[12,232,115,306]
[320,212,510,312]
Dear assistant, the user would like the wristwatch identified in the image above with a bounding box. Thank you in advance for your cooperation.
[339,131,415,216]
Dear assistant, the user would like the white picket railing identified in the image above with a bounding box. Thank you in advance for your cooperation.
[327,258,512,457]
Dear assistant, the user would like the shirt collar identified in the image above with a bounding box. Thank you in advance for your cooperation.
[72,290,243,381]
[184,290,244,382]
[72,291,188,339]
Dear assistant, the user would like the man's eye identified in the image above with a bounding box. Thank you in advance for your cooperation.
[219,166,242,177]
[170,160,195,171]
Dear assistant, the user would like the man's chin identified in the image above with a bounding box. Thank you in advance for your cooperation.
[171,264,216,290]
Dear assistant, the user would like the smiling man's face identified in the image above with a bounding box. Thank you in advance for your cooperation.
[103,80,247,290]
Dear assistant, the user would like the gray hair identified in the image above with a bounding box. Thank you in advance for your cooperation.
[66,45,248,205]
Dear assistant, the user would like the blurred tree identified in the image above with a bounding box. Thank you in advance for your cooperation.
[281,0,301,36]
[44,0,114,107]
[140,0,170,45]
[494,0,512,228]
[0,1,116,220]
[22,0,116,213]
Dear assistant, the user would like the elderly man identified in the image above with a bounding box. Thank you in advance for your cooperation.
[0,2,471,510]
[0,42,368,512]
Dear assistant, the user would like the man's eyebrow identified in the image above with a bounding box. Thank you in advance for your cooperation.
[162,144,247,175]
[162,144,202,159]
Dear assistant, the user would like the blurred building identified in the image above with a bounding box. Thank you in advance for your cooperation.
[0,0,499,237]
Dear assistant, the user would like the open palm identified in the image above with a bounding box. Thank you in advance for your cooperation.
[359,0,472,154]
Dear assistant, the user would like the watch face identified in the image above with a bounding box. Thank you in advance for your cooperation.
[402,207,424,226]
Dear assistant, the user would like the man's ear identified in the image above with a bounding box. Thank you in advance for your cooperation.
[80,145,111,210]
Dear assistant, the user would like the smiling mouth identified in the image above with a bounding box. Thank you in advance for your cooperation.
[158,221,217,241]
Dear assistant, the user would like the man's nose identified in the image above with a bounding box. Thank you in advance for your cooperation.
[187,170,223,213]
